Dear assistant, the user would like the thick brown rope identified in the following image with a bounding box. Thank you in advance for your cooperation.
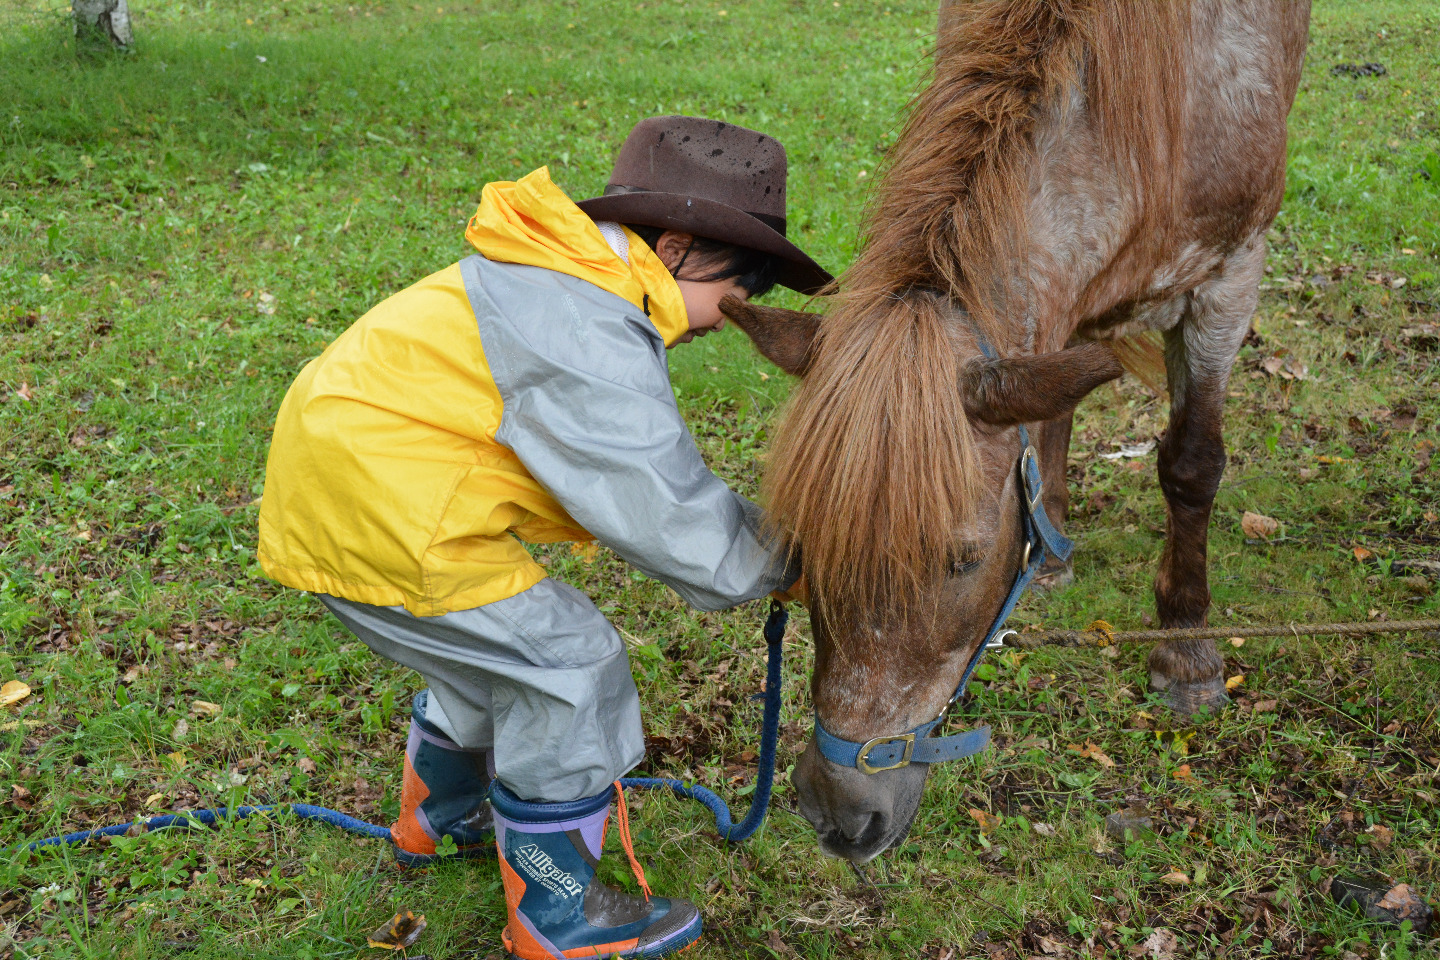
[1012,618,1440,649]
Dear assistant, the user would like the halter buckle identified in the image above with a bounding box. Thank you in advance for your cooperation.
[1020,445,1043,513]
[856,733,916,774]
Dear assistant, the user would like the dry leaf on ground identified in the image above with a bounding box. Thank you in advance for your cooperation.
[1365,824,1394,849]
[190,700,222,717]
[0,681,31,710]
[966,808,1001,835]
[1034,934,1066,954]
[1226,674,1246,692]
[1160,870,1191,885]
[1032,823,1057,837]
[1141,928,1179,959]
[1068,741,1116,768]
[367,911,427,950]
[569,541,600,564]
[1376,883,1427,917]
[1241,511,1280,539]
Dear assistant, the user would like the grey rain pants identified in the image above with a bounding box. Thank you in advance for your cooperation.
[319,578,644,803]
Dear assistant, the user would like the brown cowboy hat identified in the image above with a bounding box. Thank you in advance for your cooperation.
[576,116,833,295]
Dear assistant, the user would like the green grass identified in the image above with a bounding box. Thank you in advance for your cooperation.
[2,0,1438,957]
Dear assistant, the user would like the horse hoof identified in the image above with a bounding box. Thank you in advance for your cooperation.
[1149,673,1228,719]
[1030,558,1074,595]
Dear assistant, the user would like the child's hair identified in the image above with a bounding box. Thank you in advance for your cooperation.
[624,224,780,298]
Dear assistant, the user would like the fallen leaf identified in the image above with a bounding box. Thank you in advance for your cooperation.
[121,664,148,684]
[1140,928,1179,960]
[14,382,33,403]
[1105,808,1154,840]
[569,541,600,564]
[1253,699,1278,713]
[1068,741,1116,768]
[145,793,167,807]
[1034,934,1066,955]
[1352,546,1373,562]
[297,756,317,774]
[172,718,189,739]
[10,785,34,810]
[967,807,1001,835]
[765,929,796,957]
[1365,824,1394,849]
[1376,883,1426,917]
[1171,764,1194,781]
[1160,869,1190,885]
[1225,674,1245,692]
[1241,511,1280,539]
[165,750,188,768]
[190,700,222,717]
[1229,637,1245,648]
[0,680,31,710]
[1032,822,1057,837]
[213,770,248,790]
[367,911,427,950]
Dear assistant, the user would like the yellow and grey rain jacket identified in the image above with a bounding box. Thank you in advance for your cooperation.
[258,167,792,617]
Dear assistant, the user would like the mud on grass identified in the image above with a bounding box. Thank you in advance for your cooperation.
[2,0,1439,957]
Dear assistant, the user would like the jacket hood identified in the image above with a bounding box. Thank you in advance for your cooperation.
[464,167,689,346]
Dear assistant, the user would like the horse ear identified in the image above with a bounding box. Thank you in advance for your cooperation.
[719,295,822,376]
[961,341,1125,425]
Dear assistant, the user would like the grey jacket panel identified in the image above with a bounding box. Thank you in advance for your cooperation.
[460,255,792,611]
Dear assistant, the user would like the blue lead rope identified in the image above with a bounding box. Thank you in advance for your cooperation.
[14,603,790,854]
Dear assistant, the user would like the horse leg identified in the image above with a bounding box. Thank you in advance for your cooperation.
[1148,242,1264,716]
[1032,412,1074,592]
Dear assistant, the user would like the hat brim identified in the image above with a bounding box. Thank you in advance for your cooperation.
[575,192,833,296]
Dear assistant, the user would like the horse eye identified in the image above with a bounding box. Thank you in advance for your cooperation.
[948,554,982,577]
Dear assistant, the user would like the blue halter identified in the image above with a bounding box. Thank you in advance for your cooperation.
[812,341,1075,775]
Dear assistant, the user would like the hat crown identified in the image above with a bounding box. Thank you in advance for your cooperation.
[606,116,787,220]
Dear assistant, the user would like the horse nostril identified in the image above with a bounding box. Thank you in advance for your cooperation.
[845,811,888,849]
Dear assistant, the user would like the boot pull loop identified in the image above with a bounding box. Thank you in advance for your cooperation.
[612,781,652,902]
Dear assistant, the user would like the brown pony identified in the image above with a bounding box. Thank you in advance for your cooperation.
[722,0,1310,862]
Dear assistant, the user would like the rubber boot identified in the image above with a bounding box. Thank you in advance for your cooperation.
[389,690,494,867]
[491,780,702,959]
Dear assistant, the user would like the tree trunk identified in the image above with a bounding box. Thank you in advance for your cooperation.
[73,0,133,49]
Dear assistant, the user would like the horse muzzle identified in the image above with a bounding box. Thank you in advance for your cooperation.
[793,739,929,862]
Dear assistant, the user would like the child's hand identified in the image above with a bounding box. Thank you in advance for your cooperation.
[770,574,808,607]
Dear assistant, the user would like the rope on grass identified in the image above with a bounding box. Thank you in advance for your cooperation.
[1012,617,1440,649]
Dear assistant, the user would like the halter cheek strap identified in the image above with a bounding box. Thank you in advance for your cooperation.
[812,339,1074,775]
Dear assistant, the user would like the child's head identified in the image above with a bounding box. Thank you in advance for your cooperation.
[625,225,780,343]
[576,116,833,342]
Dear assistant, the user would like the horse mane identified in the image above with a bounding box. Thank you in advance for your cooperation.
[765,0,1188,623]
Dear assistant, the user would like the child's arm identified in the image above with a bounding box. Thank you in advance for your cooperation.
[472,264,796,611]
[499,356,796,611]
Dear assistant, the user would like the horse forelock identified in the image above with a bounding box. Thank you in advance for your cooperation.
[763,290,984,630]
[764,0,1188,635]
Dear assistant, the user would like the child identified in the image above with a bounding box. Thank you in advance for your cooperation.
[257,115,828,959]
